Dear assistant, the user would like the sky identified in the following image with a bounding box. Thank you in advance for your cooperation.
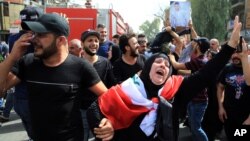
[95,0,169,32]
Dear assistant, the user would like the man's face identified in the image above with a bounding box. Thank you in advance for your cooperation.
[82,35,99,56]
[231,53,242,66]
[97,27,107,42]
[68,42,82,57]
[32,33,58,59]
[128,37,139,57]
[112,38,119,45]
[174,4,180,11]
[138,37,147,54]
[149,57,170,85]
[210,41,219,52]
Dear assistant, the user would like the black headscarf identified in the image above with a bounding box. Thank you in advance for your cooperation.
[139,53,173,99]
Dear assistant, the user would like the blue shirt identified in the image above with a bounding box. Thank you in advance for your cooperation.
[97,40,113,58]
[8,31,34,53]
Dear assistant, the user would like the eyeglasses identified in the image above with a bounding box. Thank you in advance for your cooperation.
[210,43,216,46]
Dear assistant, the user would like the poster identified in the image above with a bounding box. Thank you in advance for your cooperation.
[169,1,191,31]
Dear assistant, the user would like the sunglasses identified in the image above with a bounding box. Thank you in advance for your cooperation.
[138,40,146,44]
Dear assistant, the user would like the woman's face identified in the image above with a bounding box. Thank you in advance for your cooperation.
[149,57,170,85]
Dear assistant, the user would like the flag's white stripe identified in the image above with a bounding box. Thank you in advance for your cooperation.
[120,75,158,136]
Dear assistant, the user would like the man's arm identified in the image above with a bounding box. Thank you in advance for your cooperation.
[0,72,20,97]
[189,20,198,39]
[243,115,250,125]
[89,81,108,96]
[0,33,32,96]
[0,56,19,97]
[177,70,191,75]
[239,39,250,125]
[89,81,113,140]
[240,39,250,85]
[169,54,187,70]
[166,26,183,56]
[217,82,227,123]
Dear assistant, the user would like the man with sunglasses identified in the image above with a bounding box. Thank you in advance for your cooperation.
[0,13,113,141]
[137,34,152,59]
[137,34,148,54]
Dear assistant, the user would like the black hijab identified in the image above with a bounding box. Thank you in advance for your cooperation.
[139,53,173,99]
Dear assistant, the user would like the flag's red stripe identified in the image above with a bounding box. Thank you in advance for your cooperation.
[99,85,149,130]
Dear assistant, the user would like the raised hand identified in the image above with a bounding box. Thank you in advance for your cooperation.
[10,32,33,61]
[228,16,242,48]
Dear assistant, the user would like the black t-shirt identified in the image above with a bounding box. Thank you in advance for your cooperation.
[16,54,100,141]
[113,54,146,83]
[171,52,179,75]
[94,56,116,88]
[81,56,116,109]
[185,55,208,102]
[218,64,250,122]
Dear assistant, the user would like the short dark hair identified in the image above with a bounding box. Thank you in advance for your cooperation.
[97,24,106,29]
[138,34,146,38]
[112,34,120,39]
[174,2,180,5]
[119,33,136,54]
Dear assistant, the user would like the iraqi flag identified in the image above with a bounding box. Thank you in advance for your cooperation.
[98,75,183,136]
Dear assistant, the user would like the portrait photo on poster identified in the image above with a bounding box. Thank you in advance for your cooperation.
[169,1,191,32]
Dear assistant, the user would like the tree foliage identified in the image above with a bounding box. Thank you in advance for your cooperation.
[139,18,161,42]
[154,7,169,26]
[190,0,231,41]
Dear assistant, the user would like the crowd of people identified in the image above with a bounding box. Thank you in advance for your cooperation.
[0,5,249,141]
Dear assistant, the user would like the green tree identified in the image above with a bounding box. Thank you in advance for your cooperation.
[190,0,231,41]
[154,7,169,27]
[139,18,161,42]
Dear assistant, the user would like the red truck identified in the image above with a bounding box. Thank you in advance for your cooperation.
[46,7,129,41]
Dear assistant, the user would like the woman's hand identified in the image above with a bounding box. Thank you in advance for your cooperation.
[94,118,114,141]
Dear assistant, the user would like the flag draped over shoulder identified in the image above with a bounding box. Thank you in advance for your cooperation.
[98,74,183,136]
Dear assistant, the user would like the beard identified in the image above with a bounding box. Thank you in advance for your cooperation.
[84,46,96,56]
[34,39,57,59]
[232,57,242,66]
[130,47,139,58]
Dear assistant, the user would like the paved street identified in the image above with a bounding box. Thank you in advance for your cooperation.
[0,111,29,141]
[0,111,227,141]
